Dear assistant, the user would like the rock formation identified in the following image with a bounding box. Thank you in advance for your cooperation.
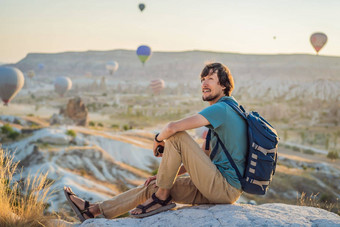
[50,97,88,126]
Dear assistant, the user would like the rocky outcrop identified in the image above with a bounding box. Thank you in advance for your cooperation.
[79,203,340,227]
[50,97,88,126]
[63,97,88,126]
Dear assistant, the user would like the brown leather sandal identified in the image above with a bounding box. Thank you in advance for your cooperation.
[130,193,176,218]
[64,187,94,222]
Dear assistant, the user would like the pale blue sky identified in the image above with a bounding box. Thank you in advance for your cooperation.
[1,0,339,63]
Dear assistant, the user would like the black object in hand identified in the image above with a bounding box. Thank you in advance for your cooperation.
[155,145,164,156]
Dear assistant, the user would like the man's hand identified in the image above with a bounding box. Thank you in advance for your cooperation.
[144,175,157,186]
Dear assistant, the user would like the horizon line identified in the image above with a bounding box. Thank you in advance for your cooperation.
[2,48,339,65]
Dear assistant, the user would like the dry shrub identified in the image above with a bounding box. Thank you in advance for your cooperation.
[297,192,339,215]
[0,147,57,226]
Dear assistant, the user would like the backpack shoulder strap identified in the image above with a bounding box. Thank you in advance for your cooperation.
[205,129,211,151]
[221,100,247,120]
[214,132,243,181]
[209,138,219,160]
[206,129,219,160]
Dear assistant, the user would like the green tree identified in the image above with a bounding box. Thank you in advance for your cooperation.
[8,131,20,140]
[1,124,14,134]
[66,130,76,138]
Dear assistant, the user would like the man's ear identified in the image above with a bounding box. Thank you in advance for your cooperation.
[221,84,226,90]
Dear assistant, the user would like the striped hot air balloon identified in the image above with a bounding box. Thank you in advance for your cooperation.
[0,67,25,105]
[310,32,327,55]
[149,79,165,95]
[137,45,152,65]
[54,76,72,97]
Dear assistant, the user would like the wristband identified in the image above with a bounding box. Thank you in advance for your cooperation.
[155,133,163,143]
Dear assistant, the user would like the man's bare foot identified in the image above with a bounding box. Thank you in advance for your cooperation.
[64,187,100,219]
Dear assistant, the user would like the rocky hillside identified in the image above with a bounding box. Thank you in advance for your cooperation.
[1,114,339,217]
[1,115,159,212]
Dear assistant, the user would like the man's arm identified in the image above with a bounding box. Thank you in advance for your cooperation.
[151,114,210,175]
[156,114,210,141]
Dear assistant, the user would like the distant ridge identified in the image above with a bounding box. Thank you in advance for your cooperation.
[8,49,340,82]
[14,48,340,57]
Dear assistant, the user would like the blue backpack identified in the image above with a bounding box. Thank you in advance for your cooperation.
[206,100,279,195]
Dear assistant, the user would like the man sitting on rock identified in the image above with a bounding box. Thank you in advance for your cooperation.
[64,62,247,221]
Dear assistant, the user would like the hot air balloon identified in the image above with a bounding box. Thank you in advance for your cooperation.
[149,79,165,95]
[27,70,35,79]
[54,76,72,97]
[137,45,152,65]
[310,32,327,55]
[106,61,119,75]
[0,66,25,105]
[139,3,145,12]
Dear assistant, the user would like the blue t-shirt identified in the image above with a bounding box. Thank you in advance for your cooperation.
[199,96,247,190]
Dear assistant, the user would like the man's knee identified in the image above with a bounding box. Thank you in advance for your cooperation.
[167,131,190,143]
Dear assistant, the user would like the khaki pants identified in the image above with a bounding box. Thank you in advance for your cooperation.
[99,131,242,219]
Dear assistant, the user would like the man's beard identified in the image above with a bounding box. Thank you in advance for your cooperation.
[202,93,219,102]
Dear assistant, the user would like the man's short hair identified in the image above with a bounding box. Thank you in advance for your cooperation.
[200,63,234,96]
